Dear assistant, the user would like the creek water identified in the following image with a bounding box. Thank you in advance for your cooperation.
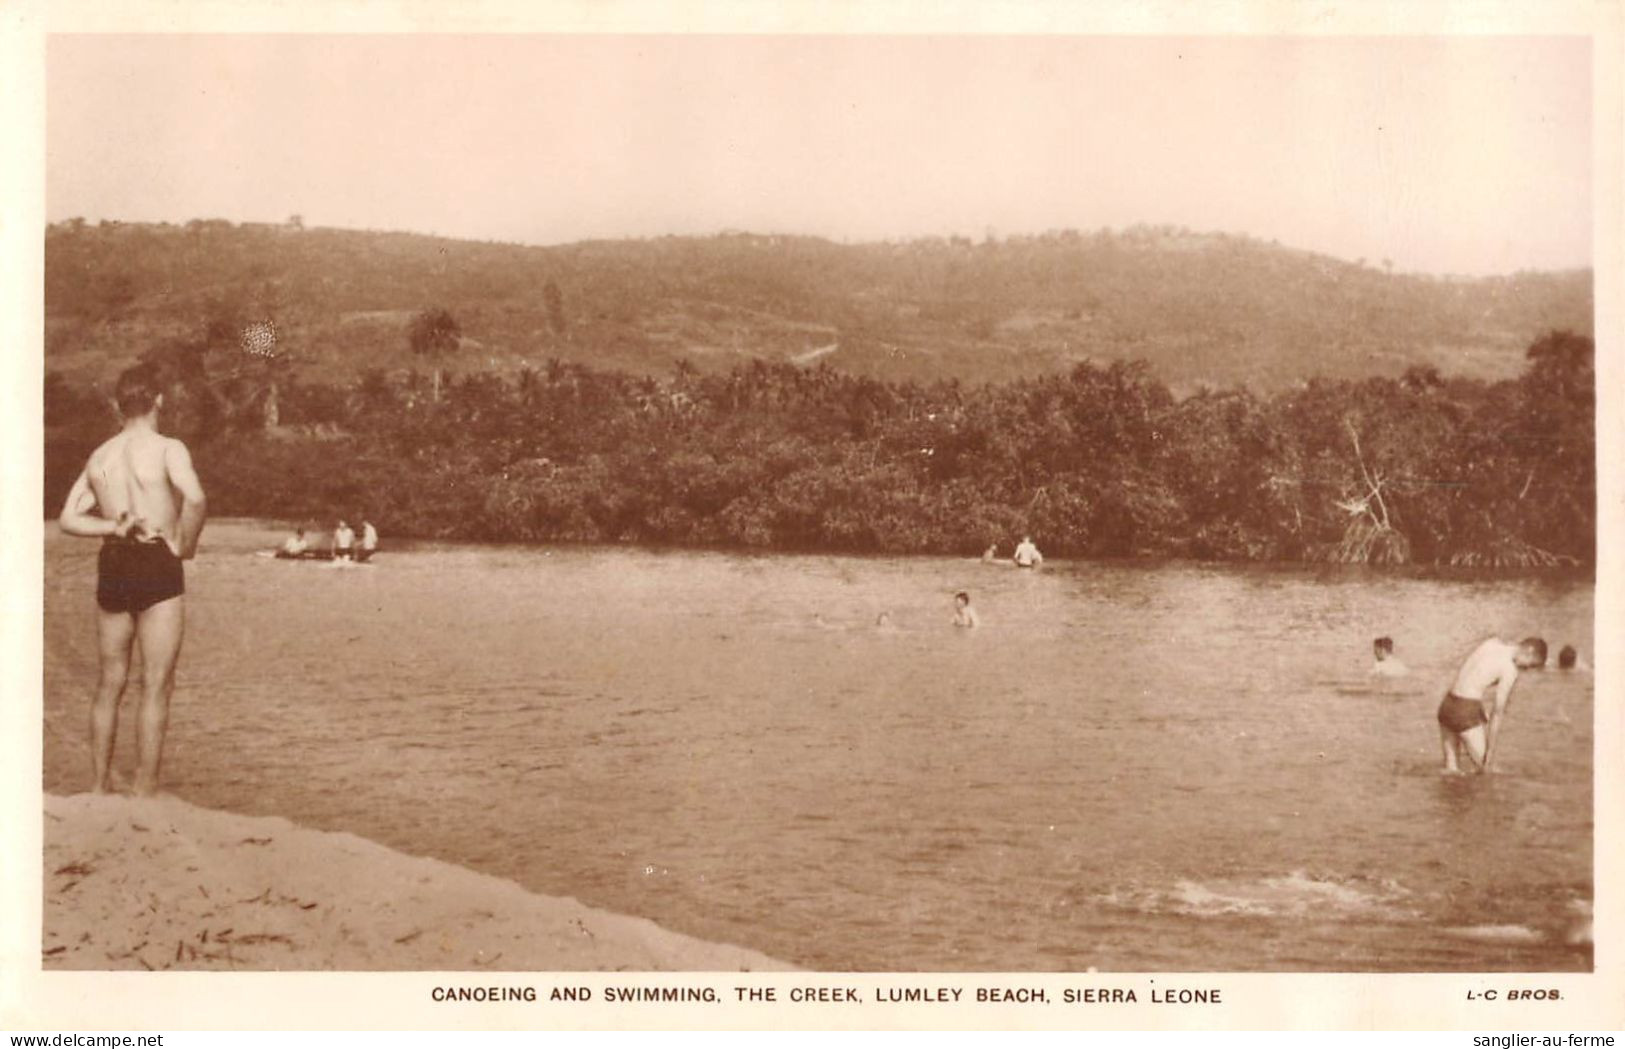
[43,521,1594,971]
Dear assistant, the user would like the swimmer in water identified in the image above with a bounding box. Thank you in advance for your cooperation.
[1554,645,1589,671]
[951,591,980,628]
[982,544,998,563]
[1012,535,1043,568]
[1370,636,1409,677]
[1437,636,1547,775]
[875,611,898,632]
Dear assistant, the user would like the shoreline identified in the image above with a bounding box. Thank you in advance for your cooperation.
[67,516,1598,582]
[42,792,793,972]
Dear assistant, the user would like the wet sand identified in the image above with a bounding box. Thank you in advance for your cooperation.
[42,793,792,972]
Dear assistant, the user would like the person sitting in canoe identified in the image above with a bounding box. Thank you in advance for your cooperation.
[332,519,356,561]
[357,519,379,563]
[276,528,310,559]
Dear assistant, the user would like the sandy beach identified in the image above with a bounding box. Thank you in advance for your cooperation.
[42,793,792,972]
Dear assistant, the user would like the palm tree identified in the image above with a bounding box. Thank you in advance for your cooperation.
[409,307,461,402]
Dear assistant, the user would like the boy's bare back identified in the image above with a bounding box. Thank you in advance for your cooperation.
[76,429,197,555]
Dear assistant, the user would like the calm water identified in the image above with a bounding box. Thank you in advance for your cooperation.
[43,521,1594,971]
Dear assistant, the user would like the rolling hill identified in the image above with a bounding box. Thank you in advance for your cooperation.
[44,220,1592,393]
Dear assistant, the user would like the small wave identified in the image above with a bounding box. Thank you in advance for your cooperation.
[1444,897,1593,948]
[1443,924,1544,944]
[1097,872,1413,921]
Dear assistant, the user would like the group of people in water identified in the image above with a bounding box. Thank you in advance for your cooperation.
[1370,634,1586,774]
[861,538,1041,633]
[872,538,1039,632]
[277,518,379,562]
[951,543,1588,779]
[983,535,1044,568]
[57,362,1592,796]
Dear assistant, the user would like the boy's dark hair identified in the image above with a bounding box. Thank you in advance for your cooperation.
[1521,637,1549,665]
[114,363,163,417]
[1557,645,1578,669]
[954,591,970,602]
[1374,636,1394,654]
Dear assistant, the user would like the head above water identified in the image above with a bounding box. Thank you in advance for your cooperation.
[1516,637,1548,669]
[1557,645,1578,670]
[1373,636,1395,659]
[114,363,163,419]
[954,591,970,606]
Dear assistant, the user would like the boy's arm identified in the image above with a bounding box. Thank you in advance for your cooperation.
[1481,669,1518,770]
[165,439,208,558]
[58,470,127,539]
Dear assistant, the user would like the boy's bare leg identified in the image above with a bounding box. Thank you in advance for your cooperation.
[1459,724,1489,773]
[131,596,184,797]
[1438,726,1464,774]
[91,609,136,793]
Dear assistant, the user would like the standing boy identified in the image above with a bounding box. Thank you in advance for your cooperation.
[1437,636,1547,774]
[58,364,207,795]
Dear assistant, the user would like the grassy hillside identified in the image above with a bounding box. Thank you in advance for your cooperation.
[45,219,1591,393]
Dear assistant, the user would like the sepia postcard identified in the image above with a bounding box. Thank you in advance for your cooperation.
[2,0,1621,1034]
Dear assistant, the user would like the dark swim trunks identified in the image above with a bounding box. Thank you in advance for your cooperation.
[96,539,184,614]
[1437,692,1488,734]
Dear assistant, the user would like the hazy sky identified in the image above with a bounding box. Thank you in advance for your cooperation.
[47,34,1592,275]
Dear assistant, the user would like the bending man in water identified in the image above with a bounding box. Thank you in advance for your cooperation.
[1437,636,1546,775]
[58,364,207,795]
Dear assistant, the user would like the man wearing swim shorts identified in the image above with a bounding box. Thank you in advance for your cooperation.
[58,364,207,796]
[1438,635,1546,775]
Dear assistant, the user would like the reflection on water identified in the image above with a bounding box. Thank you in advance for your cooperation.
[43,522,1594,971]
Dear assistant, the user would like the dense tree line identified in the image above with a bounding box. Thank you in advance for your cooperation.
[44,330,1594,569]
